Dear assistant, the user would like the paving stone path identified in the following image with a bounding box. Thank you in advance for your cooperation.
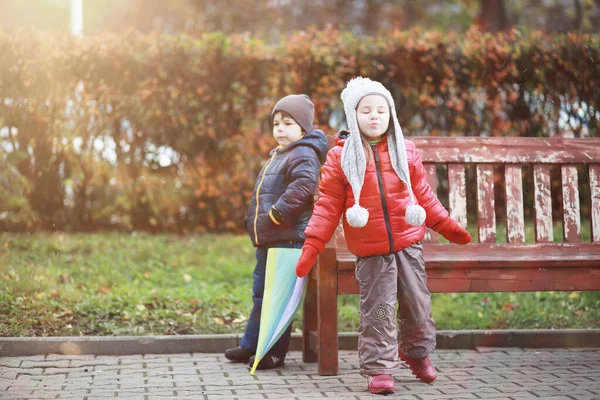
[1,348,599,399]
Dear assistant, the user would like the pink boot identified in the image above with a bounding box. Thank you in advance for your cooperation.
[367,374,395,394]
[399,349,437,383]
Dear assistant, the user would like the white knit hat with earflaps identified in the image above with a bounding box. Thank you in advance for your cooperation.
[340,77,426,228]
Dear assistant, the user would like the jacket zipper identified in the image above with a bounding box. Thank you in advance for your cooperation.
[372,145,394,254]
[253,150,278,245]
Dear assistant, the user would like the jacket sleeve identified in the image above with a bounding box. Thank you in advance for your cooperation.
[304,148,347,250]
[273,146,321,221]
[407,141,449,229]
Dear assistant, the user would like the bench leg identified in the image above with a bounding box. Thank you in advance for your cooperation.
[317,247,339,376]
[302,268,318,363]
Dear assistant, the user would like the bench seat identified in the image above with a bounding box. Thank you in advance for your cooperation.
[337,243,600,293]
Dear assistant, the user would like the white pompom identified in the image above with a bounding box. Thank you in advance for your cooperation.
[406,204,426,227]
[346,204,369,228]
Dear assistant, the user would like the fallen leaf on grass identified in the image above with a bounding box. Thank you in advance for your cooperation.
[53,309,73,318]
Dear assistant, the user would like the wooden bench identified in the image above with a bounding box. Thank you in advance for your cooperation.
[302,137,600,376]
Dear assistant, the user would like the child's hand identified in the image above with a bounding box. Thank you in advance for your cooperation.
[436,217,472,245]
[295,243,319,277]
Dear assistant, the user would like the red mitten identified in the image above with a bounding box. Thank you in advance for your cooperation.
[295,242,320,278]
[436,217,472,245]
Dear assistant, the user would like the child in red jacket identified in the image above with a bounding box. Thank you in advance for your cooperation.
[295,77,471,394]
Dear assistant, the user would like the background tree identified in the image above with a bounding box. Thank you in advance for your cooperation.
[2,0,599,36]
[477,0,510,31]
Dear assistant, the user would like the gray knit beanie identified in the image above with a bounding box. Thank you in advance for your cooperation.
[340,77,426,228]
[271,94,314,133]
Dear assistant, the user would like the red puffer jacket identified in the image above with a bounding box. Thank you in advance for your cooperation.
[304,131,449,257]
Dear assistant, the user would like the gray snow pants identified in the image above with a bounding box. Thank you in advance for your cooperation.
[355,243,436,376]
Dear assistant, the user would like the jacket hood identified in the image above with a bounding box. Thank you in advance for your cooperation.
[335,130,349,146]
[273,129,329,163]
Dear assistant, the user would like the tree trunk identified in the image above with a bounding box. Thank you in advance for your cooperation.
[477,0,509,32]
[573,0,582,30]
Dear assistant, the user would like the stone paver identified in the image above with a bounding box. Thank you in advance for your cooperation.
[1,349,599,399]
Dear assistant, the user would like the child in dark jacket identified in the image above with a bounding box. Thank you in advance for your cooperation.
[295,78,471,394]
[224,94,329,370]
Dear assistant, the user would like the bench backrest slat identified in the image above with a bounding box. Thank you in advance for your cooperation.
[561,165,581,243]
[591,165,600,243]
[533,164,554,243]
[412,137,600,163]
[505,165,525,243]
[476,164,497,243]
[330,138,598,246]
[448,164,468,231]
[424,164,439,243]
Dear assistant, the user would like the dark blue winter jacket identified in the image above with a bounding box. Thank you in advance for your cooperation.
[245,129,329,247]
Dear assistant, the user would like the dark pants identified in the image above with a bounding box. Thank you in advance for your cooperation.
[240,241,303,359]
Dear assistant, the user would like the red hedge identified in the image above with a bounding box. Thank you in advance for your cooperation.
[0,28,598,232]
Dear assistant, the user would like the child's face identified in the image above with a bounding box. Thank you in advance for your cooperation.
[272,112,304,146]
[356,95,390,140]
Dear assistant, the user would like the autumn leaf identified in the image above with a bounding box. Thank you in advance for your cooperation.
[99,285,111,294]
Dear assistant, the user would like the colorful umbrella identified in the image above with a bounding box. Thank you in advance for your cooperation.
[249,247,306,375]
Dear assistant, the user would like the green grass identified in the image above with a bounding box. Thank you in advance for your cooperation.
[438,219,591,244]
[339,290,600,332]
[1,233,599,337]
